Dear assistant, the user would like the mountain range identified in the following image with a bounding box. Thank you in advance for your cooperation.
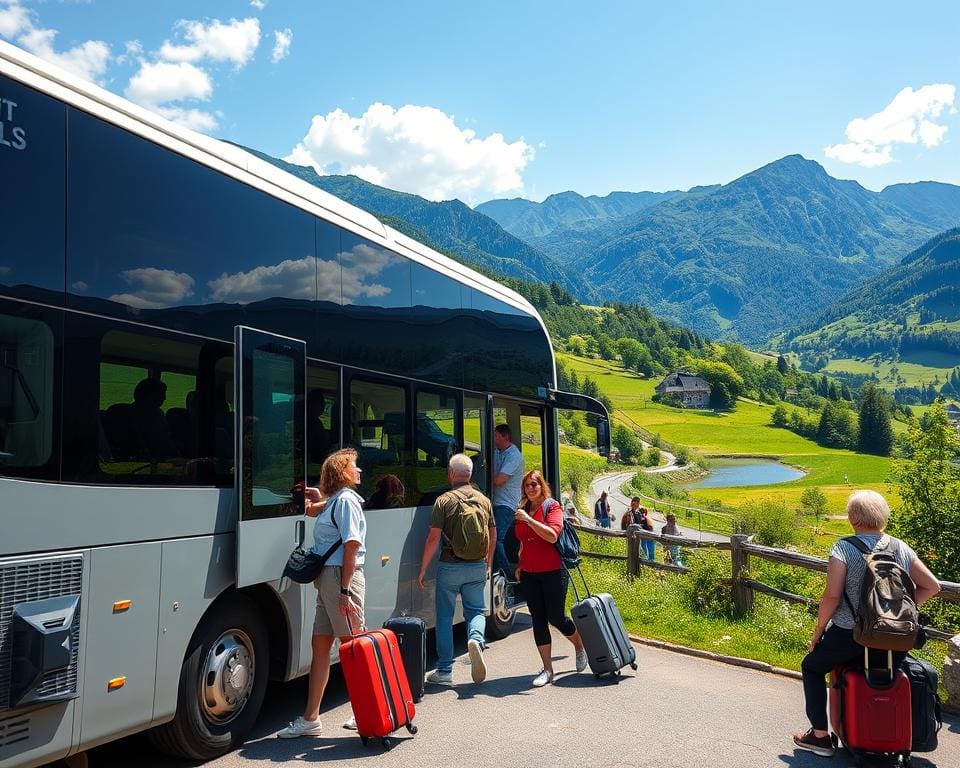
[244,145,960,347]
[481,155,960,343]
[779,227,960,366]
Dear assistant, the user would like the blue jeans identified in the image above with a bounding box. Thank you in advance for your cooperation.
[642,538,656,561]
[435,561,487,674]
[493,504,515,575]
[599,517,611,529]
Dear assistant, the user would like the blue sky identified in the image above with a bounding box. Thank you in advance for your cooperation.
[2,0,959,204]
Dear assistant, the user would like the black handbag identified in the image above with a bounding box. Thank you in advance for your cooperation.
[282,500,342,584]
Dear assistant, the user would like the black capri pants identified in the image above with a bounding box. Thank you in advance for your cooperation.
[520,568,576,646]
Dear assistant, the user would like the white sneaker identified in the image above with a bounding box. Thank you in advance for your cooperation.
[277,716,322,738]
[468,639,487,684]
[342,715,357,730]
[531,669,554,687]
[426,669,454,686]
[575,648,588,673]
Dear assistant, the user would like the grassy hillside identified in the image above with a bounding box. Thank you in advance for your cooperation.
[558,352,895,516]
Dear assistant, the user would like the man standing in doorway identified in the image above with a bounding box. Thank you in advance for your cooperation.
[492,423,523,576]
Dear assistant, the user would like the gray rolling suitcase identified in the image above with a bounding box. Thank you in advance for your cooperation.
[568,567,637,678]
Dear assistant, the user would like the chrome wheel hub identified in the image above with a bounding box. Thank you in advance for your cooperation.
[492,573,513,623]
[200,629,255,724]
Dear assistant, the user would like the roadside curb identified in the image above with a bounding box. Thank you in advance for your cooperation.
[629,635,960,714]
[629,634,803,680]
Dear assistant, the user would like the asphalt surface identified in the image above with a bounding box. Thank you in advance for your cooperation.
[84,615,959,768]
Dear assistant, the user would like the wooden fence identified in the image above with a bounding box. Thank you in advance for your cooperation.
[575,523,960,642]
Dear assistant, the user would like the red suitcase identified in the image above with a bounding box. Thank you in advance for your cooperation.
[830,649,912,766]
[339,627,417,749]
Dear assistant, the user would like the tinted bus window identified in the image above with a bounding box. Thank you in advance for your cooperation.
[97,331,200,482]
[307,362,340,479]
[408,263,463,387]
[414,389,459,502]
[0,311,56,475]
[349,378,409,509]
[0,75,65,303]
[66,109,320,344]
[463,396,488,494]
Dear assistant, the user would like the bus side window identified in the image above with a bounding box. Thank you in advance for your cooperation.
[413,389,459,505]
[306,363,340,481]
[0,313,55,475]
[349,377,409,509]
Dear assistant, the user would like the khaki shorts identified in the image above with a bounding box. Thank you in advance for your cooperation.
[313,565,365,637]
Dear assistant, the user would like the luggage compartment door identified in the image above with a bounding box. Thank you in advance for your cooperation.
[235,326,306,588]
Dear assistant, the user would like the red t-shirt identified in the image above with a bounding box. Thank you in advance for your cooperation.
[516,498,563,573]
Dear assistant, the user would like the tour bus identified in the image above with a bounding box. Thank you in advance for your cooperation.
[0,40,609,767]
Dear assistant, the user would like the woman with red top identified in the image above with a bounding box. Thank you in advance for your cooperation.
[513,469,588,687]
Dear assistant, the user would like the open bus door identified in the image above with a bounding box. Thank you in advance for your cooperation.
[234,327,306,588]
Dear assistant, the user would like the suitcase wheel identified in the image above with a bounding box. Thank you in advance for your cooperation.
[406,723,418,735]
[630,663,638,671]
[830,733,838,749]
[594,673,601,680]
[382,737,394,750]
[360,736,369,747]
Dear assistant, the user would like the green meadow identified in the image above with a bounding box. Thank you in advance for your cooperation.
[557,352,896,519]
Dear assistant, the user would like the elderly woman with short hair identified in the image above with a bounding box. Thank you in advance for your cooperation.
[792,490,941,758]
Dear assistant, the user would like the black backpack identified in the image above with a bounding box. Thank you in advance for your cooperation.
[841,535,920,652]
[902,654,942,752]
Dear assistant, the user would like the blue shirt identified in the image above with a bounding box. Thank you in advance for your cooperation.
[493,442,523,509]
[311,487,366,567]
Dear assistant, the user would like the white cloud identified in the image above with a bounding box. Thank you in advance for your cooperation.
[825,84,957,167]
[271,28,292,63]
[286,103,534,203]
[207,256,317,304]
[152,105,219,132]
[126,60,212,104]
[0,0,110,83]
[159,18,260,69]
[110,268,195,309]
[251,0,267,9]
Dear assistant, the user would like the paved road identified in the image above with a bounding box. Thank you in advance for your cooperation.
[84,616,958,768]
[589,471,729,544]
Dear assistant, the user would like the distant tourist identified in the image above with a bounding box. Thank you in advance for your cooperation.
[661,513,683,566]
[620,496,644,530]
[791,490,941,758]
[637,506,655,560]
[594,490,613,528]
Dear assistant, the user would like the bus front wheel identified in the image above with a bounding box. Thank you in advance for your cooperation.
[486,573,516,640]
[149,594,269,760]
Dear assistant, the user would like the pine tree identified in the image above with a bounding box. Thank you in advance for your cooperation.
[857,383,894,456]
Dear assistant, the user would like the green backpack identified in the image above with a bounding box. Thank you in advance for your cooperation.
[447,488,490,561]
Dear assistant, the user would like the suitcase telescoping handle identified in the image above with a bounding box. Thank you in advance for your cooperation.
[563,561,592,603]
[863,646,895,687]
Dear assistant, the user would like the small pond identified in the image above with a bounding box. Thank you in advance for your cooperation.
[680,458,804,489]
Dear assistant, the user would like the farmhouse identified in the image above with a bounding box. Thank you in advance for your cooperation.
[947,402,960,424]
[655,371,711,409]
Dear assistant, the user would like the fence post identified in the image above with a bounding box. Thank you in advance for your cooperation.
[730,534,754,616]
[626,524,641,578]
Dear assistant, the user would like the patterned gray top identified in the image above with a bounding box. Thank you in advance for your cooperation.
[829,533,917,629]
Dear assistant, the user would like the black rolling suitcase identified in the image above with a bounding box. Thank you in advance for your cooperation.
[902,654,942,753]
[568,566,637,678]
[383,616,426,702]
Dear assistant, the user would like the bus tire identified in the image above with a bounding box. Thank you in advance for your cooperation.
[148,594,269,761]
[485,573,515,640]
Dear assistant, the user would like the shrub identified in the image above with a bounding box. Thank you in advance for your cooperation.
[679,552,735,619]
[733,498,799,547]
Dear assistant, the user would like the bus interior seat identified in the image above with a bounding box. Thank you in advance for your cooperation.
[101,402,138,458]
[166,407,193,457]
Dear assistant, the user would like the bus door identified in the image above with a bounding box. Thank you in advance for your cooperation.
[234,327,306,588]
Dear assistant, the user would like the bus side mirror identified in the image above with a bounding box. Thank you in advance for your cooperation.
[597,419,610,457]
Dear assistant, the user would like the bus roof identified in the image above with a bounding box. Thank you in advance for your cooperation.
[0,39,542,325]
